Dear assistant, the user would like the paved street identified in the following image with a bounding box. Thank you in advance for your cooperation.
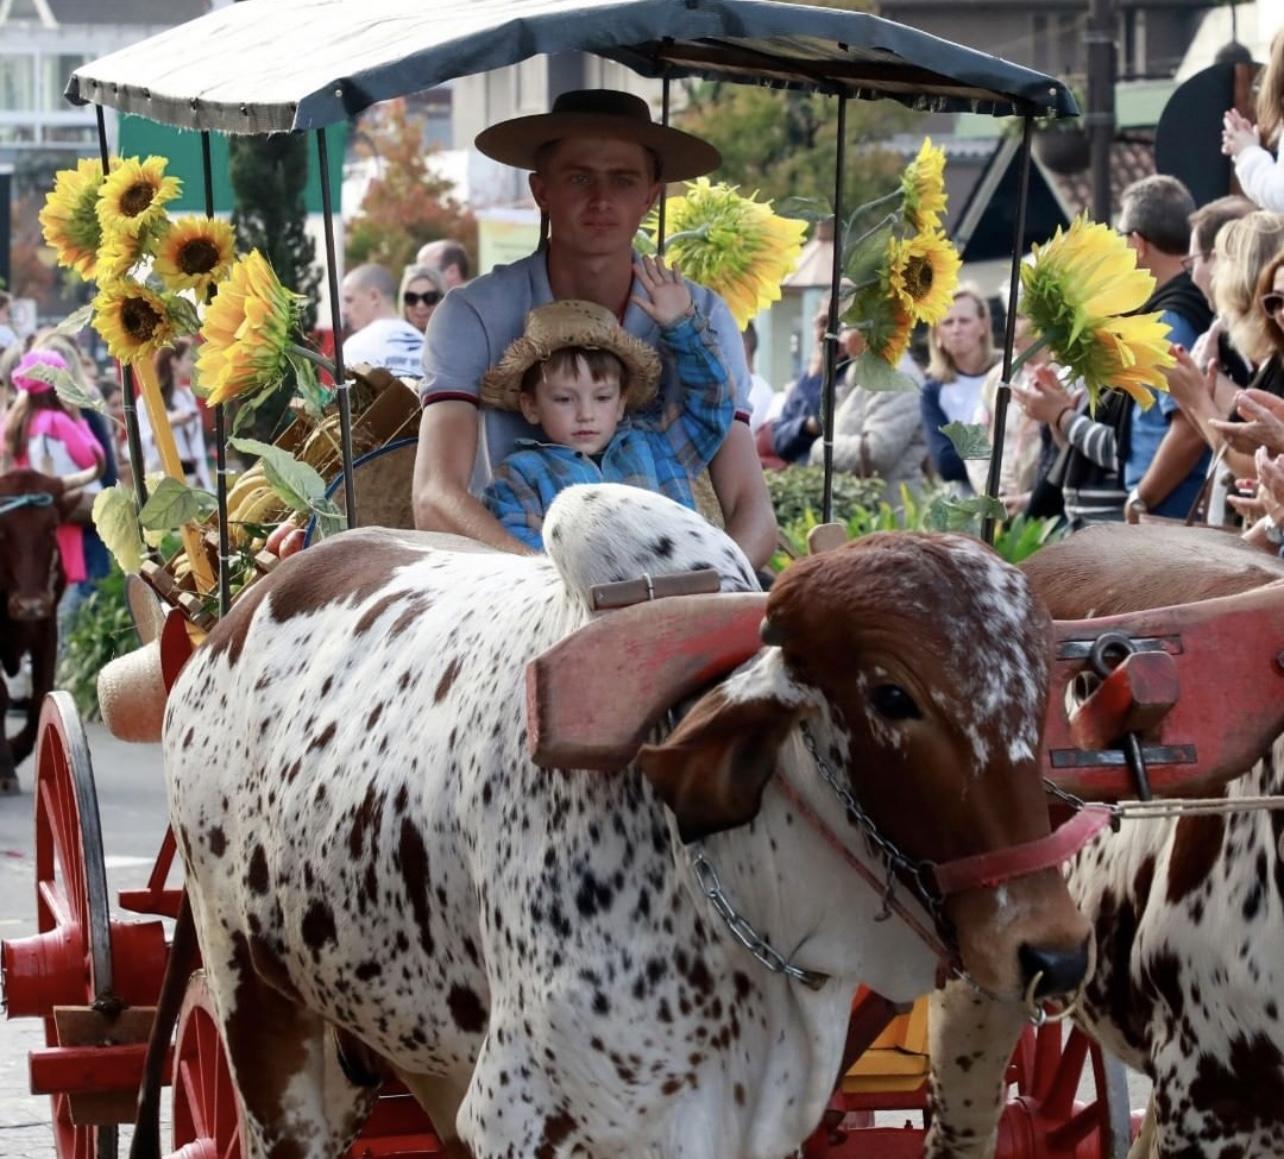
[0,722,171,1158]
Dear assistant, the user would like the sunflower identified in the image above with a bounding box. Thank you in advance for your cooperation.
[888,229,961,325]
[645,179,807,329]
[92,278,177,364]
[97,155,182,239]
[96,220,168,283]
[39,158,108,280]
[153,217,237,297]
[1020,215,1173,408]
[901,137,948,232]
[844,279,915,369]
[197,249,300,405]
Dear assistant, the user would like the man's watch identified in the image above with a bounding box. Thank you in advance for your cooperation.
[1265,516,1284,547]
[1126,490,1148,515]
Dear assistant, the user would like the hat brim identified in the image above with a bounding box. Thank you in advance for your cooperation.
[480,334,660,414]
[476,112,720,183]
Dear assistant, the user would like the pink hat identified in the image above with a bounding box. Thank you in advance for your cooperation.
[13,349,67,395]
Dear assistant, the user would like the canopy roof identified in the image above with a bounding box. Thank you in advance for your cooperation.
[67,0,1077,136]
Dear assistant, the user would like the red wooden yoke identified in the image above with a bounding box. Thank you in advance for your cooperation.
[527,580,1284,801]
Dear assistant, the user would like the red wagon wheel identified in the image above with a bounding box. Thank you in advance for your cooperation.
[169,971,244,1159]
[32,691,118,1159]
[997,1021,1136,1158]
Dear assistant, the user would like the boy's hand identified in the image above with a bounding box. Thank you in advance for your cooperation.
[632,255,693,328]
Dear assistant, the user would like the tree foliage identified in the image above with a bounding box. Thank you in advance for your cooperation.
[674,84,912,216]
[345,102,477,276]
[228,133,321,332]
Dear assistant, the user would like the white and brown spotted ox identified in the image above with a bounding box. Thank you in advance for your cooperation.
[140,484,1092,1159]
[0,466,96,790]
[926,522,1284,1159]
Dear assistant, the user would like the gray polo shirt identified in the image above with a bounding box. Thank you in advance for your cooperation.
[419,250,750,491]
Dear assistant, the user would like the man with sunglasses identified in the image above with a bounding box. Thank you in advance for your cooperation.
[341,262,426,380]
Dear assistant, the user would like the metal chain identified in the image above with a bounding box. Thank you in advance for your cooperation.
[800,727,949,931]
[688,846,827,990]
[0,492,55,517]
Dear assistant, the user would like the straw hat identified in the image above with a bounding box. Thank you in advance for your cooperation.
[475,89,719,183]
[480,300,662,413]
[97,577,168,744]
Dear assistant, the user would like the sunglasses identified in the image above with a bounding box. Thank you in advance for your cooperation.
[1262,292,1284,316]
[403,291,441,308]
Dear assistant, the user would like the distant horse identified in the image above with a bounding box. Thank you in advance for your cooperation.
[0,466,97,790]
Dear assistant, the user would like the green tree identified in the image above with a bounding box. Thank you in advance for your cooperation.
[227,133,321,331]
[345,102,476,275]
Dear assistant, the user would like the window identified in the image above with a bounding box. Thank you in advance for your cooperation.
[0,55,36,112]
[43,54,87,112]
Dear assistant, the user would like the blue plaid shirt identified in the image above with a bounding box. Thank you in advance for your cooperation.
[483,308,734,550]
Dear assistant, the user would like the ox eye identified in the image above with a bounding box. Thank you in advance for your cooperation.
[869,683,921,721]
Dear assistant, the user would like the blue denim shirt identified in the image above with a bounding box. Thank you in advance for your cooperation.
[482,309,733,550]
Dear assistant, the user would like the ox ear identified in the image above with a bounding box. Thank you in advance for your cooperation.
[637,653,813,843]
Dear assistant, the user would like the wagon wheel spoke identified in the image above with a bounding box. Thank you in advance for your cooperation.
[170,973,246,1159]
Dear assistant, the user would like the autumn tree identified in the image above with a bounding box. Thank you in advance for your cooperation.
[345,102,476,275]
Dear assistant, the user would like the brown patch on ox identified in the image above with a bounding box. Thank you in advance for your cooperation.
[247,844,270,895]
[222,932,314,1152]
[447,984,488,1033]
[398,817,435,957]
[535,1110,577,1159]
[267,534,424,624]
[1167,814,1226,904]
[353,590,407,635]
[247,932,304,1003]
[301,899,337,956]
[1188,1034,1284,1138]
[433,656,463,704]
[204,578,273,668]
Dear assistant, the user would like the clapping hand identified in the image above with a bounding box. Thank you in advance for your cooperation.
[1222,108,1260,158]
[1164,345,1217,412]
[1209,389,1284,457]
[632,255,693,328]
[1009,365,1075,427]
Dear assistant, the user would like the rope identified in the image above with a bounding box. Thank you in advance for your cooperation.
[0,492,55,517]
[1114,794,1284,821]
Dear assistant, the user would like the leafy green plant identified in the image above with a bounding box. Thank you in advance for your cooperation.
[771,483,1064,572]
[57,567,138,720]
[765,467,884,529]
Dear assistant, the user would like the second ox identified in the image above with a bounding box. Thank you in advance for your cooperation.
[138,484,1093,1159]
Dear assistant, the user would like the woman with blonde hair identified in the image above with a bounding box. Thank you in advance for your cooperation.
[1223,33,1284,212]
[920,283,998,491]
[399,264,446,334]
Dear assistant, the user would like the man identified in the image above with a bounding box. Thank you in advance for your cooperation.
[1115,176,1213,521]
[416,239,471,289]
[1018,177,1215,527]
[340,263,425,380]
[412,89,776,564]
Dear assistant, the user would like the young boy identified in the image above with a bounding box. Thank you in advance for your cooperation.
[481,255,734,551]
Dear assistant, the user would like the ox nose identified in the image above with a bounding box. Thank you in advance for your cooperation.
[8,597,51,621]
[1019,939,1090,1000]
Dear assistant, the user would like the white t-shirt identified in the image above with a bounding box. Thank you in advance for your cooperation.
[937,369,990,424]
[747,373,775,433]
[343,317,425,381]
[137,385,211,489]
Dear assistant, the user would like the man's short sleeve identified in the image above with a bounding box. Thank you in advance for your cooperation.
[419,289,491,406]
[700,291,752,418]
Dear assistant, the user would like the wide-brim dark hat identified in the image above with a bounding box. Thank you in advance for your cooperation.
[475,89,720,183]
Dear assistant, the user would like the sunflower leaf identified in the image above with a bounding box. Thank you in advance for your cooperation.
[285,350,328,421]
[167,293,202,336]
[92,484,143,574]
[229,437,325,513]
[19,362,109,417]
[309,496,345,541]
[229,387,278,435]
[51,303,93,338]
[941,421,992,460]
[853,351,918,393]
[138,477,218,531]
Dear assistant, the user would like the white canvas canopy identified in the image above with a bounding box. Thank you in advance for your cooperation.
[67,0,1077,136]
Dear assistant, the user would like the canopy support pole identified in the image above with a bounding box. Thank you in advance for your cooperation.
[96,104,148,518]
[657,72,671,256]
[821,92,848,526]
[981,114,1034,546]
[315,127,358,529]
[200,131,232,616]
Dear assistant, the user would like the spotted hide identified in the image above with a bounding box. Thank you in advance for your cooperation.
[926,524,1284,1159]
[164,483,1090,1159]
